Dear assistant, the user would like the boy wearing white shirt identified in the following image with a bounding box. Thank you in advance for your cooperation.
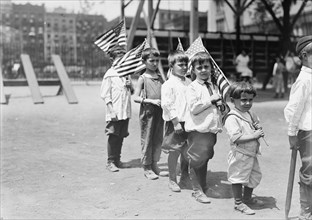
[284,35,312,220]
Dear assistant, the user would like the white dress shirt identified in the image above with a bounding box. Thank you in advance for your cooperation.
[284,66,312,135]
[100,67,132,122]
[161,74,191,122]
[184,79,222,133]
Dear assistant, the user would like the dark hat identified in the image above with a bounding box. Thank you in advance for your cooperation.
[296,35,312,54]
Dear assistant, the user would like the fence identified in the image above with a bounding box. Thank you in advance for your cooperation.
[1,30,299,82]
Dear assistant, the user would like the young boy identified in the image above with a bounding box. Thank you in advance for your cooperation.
[184,52,223,203]
[223,82,265,215]
[133,48,168,180]
[100,45,133,172]
[161,50,191,192]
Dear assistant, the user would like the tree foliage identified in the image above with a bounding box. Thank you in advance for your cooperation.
[258,0,309,54]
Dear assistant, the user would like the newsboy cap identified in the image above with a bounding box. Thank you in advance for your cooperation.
[296,35,312,54]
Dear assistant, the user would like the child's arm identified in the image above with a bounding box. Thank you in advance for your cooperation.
[133,76,161,106]
[187,86,220,115]
[133,76,144,104]
[224,115,264,144]
[100,76,118,121]
[235,129,264,144]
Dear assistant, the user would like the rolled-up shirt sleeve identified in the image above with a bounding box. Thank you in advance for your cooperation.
[100,76,112,104]
[161,85,177,120]
[284,81,307,136]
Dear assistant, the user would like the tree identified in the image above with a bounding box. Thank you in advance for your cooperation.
[259,0,308,54]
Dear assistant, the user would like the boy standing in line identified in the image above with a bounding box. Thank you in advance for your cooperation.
[224,82,265,215]
[133,48,168,180]
[184,52,223,203]
[161,50,191,192]
[100,45,133,172]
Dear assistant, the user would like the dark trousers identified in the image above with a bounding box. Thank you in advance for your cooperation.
[139,104,164,165]
[105,119,129,163]
[298,130,312,210]
[107,134,123,163]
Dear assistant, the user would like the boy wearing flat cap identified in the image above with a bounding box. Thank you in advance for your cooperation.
[284,35,312,220]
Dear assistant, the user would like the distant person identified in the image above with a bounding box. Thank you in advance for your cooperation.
[285,51,296,86]
[223,82,265,215]
[262,56,276,90]
[284,35,312,220]
[133,48,168,180]
[272,55,287,98]
[161,50,191,192]
[100,45,133,172]
[234,49,253,83]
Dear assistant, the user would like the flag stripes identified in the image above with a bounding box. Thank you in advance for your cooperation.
[94,20,125,53]
[212,69,230,98]
[113,40,146,77]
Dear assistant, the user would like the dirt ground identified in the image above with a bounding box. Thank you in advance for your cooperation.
[0,82,303,219]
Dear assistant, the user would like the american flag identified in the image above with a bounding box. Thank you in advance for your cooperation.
[176,38,184,51]
[94,20,126,53]
[186,36,230,98]
[112,39,146,77]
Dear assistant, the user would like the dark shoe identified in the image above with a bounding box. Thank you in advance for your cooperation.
[299,207,312,220]
[106,162,119,172]
[234,203,255,215]
[115,161,131,168]
[168,180,181,192]
[280,93,284,98]
[273,93,279,98]
[243,197,264,206]
[192,190,211,204]
[144,169,159,180]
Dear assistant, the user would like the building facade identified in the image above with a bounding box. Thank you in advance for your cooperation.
[45,8,77,65]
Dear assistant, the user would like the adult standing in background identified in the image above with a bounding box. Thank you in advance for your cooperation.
[284,35,312,220]
[234,49,253,83]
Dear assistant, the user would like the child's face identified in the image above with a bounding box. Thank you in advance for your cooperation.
[192,60,211,81]
[171,61,188,77]
[144,55,159,72]
[233,92,254,112]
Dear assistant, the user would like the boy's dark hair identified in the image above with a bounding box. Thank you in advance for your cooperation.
[141,48,160,61]
[167,50,188,68]
[190,52,214,70]
[229,81,257,99]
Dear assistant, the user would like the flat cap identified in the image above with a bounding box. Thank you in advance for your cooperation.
[296,35,312,54]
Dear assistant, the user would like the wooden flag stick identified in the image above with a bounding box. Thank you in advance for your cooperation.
[204,48,231,85]
[285,149,298,219]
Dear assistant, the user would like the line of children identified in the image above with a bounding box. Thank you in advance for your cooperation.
[133,48,168,180]
[101,44,266,215]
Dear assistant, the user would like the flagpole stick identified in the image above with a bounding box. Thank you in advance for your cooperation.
[204,48,231,85]
[285,149,297,219]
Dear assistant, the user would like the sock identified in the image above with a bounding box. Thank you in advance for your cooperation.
[243,186,253,201]
[232,184,243,205]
